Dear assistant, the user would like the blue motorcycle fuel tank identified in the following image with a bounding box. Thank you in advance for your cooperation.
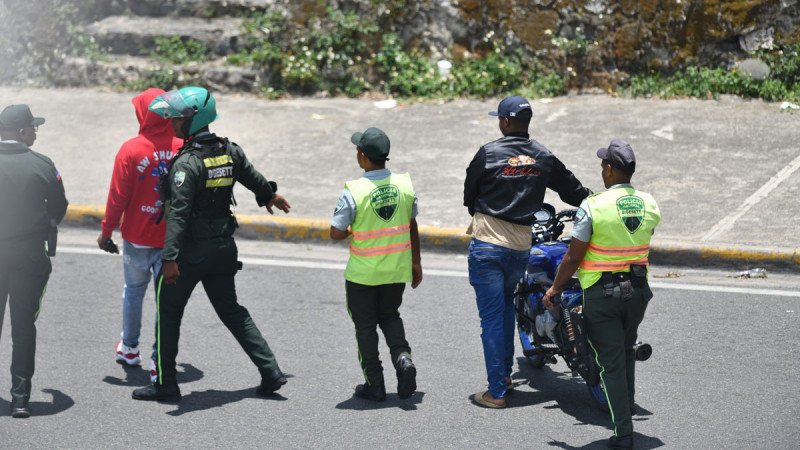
[526,241,569,284]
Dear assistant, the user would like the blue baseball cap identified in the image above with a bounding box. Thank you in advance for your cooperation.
[488,96,532,119]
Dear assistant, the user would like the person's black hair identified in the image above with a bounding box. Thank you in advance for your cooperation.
[509,114,531,130]
[367,156,387,167]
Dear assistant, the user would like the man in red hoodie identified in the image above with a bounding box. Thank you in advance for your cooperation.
[97,88,183,380]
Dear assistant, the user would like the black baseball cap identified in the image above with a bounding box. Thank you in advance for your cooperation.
[597,139,636,173]
[488,95,533,119]
[0,104,45,131]
[351,127,390,161]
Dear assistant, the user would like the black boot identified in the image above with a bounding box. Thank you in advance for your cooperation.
[396,355,417,400]
[608,435,633,449]
[10,402,30,419]
[355,382,386,402]
[132,383,182,402]
[257,368,287,395]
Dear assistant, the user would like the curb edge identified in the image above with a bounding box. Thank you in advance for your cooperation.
[63,205,799,271]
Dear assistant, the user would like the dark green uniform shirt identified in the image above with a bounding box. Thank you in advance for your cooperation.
[162,133,275,261]
[0,140,68,245]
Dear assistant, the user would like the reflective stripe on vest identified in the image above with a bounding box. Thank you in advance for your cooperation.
[343,173,415,286]
[349,240,412,257]
[586,243,650,256]
[577,187,660,289]
[351,223,411,241]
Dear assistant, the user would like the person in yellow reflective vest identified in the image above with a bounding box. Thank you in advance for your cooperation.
[330,127,423,402]
[542,139,660,449]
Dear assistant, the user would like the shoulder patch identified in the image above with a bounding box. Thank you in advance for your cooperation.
[334,197,346,213]
[174,171,186,187]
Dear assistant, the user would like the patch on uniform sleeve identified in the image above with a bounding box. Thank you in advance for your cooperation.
[334,197,345,213]
[575,207,586,221]
[174,171,186,187]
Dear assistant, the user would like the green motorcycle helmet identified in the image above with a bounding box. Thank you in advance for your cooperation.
[148,86,219,136]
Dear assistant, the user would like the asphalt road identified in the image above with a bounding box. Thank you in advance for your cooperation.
[1,230,799,448]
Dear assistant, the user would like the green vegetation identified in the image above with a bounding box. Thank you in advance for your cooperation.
[7,0,797,104]
[627,45,800,102]
[227,10,567,99]
[151,36,207,64]
[125,68,179,92]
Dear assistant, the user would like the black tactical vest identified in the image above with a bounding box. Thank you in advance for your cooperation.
[156,135,239,224]
[192,137,238,218]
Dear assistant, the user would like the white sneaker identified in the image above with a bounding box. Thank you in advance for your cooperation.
[149,358,158,383]
[115,341,141,366]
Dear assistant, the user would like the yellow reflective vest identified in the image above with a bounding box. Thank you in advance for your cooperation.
[344,173,415,285]
[577,186,661,289]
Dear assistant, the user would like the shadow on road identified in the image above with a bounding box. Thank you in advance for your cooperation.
[546,432,665,449]
[0,389,75,417]
[511,357,608,426]
[102,362,204,387]
[166,387,287,417]
[513,357,664,449]
[335,391,425,411]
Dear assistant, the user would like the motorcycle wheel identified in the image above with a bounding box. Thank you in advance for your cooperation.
[587,382,610,412]
[527,353,546,368]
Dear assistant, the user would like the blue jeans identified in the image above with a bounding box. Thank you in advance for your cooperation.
[468,238,529,399]
[121,240,162,360]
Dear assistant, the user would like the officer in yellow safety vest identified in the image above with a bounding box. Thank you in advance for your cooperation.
[542,139,660,449]
[330,127,423,402]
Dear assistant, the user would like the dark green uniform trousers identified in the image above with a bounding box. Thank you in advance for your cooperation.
[0,240,51,406]
[155,240,279,386]
[345,281,410,386]
[584,281,652,438]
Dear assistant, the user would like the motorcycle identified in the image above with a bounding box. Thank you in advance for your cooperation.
[514,203,652,411]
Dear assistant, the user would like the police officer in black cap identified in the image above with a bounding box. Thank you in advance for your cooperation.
[543,140,661,448]
[0,104,68,418]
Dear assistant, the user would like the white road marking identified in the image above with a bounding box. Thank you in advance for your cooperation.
[545,107,567,123]
[59,246,110,256]
[703,151,800,241]
[58,246,800,297]
[651,124,674,141]
[649,281,800,298]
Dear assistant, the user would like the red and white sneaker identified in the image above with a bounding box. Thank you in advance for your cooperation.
[149,358,158,383]
[115,341,141,366]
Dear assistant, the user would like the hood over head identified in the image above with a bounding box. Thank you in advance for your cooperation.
[132,88,175,136]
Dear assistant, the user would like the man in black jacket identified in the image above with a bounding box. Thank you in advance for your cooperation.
[0,104,68,418]
[465,96,590,408]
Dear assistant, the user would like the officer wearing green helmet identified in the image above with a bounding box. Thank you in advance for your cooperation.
[132,86,291,402]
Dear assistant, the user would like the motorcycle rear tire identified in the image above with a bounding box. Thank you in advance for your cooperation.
[526,354,546,368]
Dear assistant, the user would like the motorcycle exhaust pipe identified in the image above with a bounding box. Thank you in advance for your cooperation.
[633,342,652,361]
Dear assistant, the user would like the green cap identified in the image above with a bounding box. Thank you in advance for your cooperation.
[351,127,390,161]
[0,104,45,131]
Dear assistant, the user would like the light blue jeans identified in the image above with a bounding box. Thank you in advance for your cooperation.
[468,238,529,399]
[121,240,162,360]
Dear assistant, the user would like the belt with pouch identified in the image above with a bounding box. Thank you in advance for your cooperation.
[598,264,648,301]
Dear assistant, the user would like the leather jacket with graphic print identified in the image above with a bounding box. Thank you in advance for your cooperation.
[463,132,591,226]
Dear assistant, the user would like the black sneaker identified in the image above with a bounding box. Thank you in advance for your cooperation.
[607,435,633,449]
[396,356,417,400]
[354,382,386,402]
[10,403,30,419]
[132,383,181,402]
[257,368,288,396]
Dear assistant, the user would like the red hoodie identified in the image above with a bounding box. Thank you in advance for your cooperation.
[100,88,183,248]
